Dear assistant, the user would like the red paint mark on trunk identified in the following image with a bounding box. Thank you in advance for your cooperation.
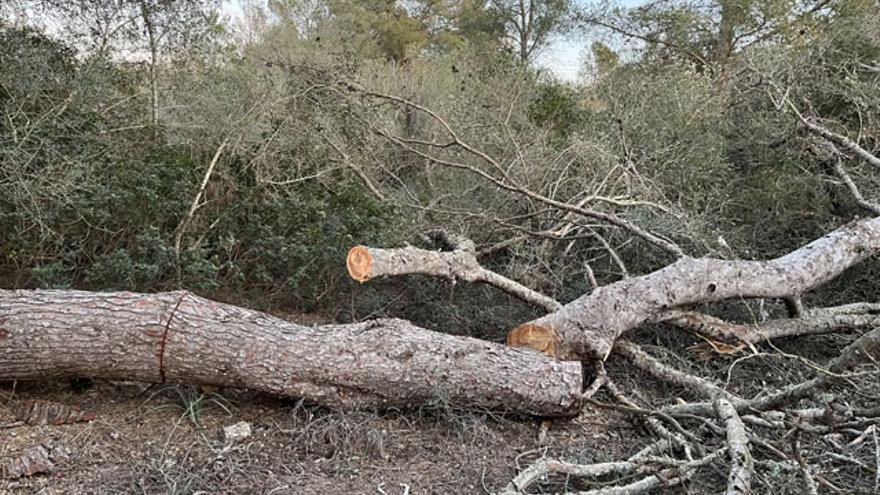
[144,326,164,338]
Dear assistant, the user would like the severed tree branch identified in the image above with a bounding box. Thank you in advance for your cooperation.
[662,306,880,348]
[347,236,562,315]
[513,216,880,360]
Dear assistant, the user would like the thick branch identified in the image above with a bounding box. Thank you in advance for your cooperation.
[347,244,562,314]
[665,307,880,346]
[514,217,880,359]
[0,290,583,417]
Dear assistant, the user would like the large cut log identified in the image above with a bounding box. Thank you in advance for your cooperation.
[516,217,880,359]
[0,290,583,417]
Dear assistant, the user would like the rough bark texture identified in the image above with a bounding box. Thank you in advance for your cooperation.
[518,217,880,359]
[0,290,583,417]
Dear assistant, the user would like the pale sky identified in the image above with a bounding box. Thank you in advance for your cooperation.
[220,0,645,82]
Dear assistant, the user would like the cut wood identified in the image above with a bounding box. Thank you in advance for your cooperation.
[348,219,880,360]
[0,290,583,417]
[0,442,70,480]
[347,243,562,312]
[516,217,880,359]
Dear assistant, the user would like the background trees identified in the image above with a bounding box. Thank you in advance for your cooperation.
[2,0,878,324]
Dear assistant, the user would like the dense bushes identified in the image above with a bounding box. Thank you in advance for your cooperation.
[0,24,396,311]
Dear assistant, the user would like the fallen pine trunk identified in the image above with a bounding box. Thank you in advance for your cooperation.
[0,290,583,417]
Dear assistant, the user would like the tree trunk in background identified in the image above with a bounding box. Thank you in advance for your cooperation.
[715,0,739,64]
[0,290,583,417]
[139,1,160,125]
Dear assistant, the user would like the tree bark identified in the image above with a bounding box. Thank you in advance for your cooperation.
[139,0,160,126]
[515,217,880,359]
[347,244,561,312]
[0,290,583,417]
[715,0,739,64]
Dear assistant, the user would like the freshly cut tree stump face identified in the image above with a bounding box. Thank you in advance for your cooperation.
[347,246,373,282]
[507,324,558,358]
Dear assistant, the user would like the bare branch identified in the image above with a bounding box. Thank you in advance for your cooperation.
[615,340,741,403]
[579,15,711,68]
[663,307,880,347]
[345,83,685,258]
[832,156,880,216]
[714,399,753,495]
[173,138,229,257]
[791,102,880,171]
[322,134,385,202]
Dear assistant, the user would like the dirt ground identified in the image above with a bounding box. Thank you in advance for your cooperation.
[0,379,638,495]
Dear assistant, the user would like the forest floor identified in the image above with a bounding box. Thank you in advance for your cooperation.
[0,379,637,495]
